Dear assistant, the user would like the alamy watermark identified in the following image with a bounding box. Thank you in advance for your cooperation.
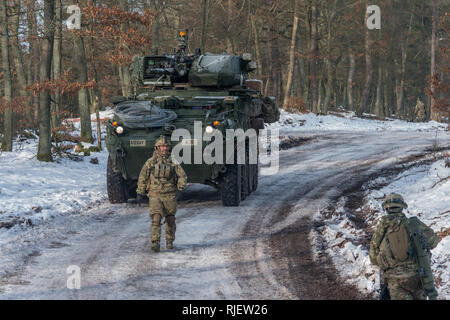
[66,265,81,290]
[66,5,81,30]
[169,122,280,175]
[68,3,380,31]
[366,5,381,30]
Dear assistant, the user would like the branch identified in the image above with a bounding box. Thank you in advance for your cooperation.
[431,174,450,188]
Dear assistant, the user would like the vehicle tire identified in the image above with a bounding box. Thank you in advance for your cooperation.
[107,155,128,203]
[241,163,249,200]
[250,141,259,192]
[221,163,242,207]
[251,163,258,191]
[241,147,250,200]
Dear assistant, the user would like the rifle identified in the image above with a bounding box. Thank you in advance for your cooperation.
[379,270,391,300]
[408,218,438,300]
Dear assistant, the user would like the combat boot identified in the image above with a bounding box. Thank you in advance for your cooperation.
[166,241,174,250]
[151,241,160,253]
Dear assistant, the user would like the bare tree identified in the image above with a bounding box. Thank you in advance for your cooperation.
[118,0,132,97]
[430,0,439,120]
[310,1,319,112]
[51,0,63,129]
[73,32,93,143]
[357,3,373,116]
[1,0,13,151]
[26,0,40,124]
[37,0,55,162]
[282,15,299,110]
[201,0,209,52]
[347,48,356,111]
[11,0,28,107]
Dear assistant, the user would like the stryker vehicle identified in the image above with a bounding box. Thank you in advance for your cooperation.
[105,30,280,206]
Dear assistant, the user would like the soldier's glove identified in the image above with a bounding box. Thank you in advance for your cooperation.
[136,193,146,203]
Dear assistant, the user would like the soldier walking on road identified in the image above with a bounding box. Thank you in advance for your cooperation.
[369,193,439,300]
[136,135,187,253]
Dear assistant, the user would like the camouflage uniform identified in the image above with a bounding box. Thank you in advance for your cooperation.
[136,136,187,252]
[414,99,426,122]
[369,194,439,300]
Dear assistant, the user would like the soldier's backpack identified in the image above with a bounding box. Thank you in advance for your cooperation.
[377,216,413,270]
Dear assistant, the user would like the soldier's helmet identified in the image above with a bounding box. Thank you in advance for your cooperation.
[382,193,408,210]
[154,135,171,148]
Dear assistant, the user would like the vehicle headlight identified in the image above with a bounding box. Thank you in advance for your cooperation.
[205,125,214,134]
[115,126,124,134]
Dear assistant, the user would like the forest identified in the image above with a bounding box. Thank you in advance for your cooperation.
[0,0,448,161]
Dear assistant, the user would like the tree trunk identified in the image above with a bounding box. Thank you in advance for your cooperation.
[322,0,337,113]
[37,0,55,162]
[383,66,390,117]
[73,33,93,143]
[151,0,160,54]
[395,14,413,119]
[396,43,407,118]
[11,0,27,101]
[200,0,209,53]
[282,15,299,110]
[51,0,62,129]
[250,15,263,82]
[226,0,233,53]
[118,0,132,97]
[430,0,438,121]
[94,96,102,150]
[87,0,102,118]
[1,0,13,151]
[310,2,319,113]
[269,11,283,101]
[358,4,372,116]
[347,49,355,111]
[26,0,40,125]
[375,65,383,117]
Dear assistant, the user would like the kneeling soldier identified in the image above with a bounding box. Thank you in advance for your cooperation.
[136,135,187,252]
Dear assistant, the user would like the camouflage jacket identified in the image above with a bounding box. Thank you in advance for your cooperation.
[369,211,439,277]
[136,150,187,196]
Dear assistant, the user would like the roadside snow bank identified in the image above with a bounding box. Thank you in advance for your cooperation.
[311,156,450,299]
[368,158,450,299]
[269,110,448,132]
[0,118,110,234]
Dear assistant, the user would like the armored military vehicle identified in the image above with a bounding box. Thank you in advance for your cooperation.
[105,30,279,206]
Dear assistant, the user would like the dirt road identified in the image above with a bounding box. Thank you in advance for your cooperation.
[1,130,448,299]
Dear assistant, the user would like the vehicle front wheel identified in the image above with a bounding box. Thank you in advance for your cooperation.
[220,163,242,207]
[107,155,128,203]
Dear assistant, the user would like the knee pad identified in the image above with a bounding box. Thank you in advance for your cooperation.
[165,215,176,225]
[151,214,162,226]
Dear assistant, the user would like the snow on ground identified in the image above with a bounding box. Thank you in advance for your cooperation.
[0,116,112,238]
[312,154,450,299]
[269,110,448,132]
[65,108,115,124]
[1,108,449,299]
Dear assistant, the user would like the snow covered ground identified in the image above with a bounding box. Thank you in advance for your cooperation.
[0,109,449,299]
[2,109,445,233]
[269,110,448,132]
[0,141,109,230]
[311,154,450,299]
[0,112,112,234]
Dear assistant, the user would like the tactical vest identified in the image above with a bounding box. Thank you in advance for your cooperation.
[146,158,177,195]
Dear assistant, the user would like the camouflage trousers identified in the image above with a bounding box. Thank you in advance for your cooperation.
[386,275,426,300]
[149,193,177,243]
